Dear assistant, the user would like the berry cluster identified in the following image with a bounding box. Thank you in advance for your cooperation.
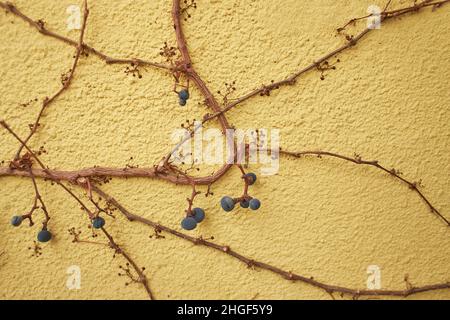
[178,89,190,106]
[179,172,260,232]
[221,172,261,212]
[181,207,205,230]
[11,215,52,243]
[221,196,261,211]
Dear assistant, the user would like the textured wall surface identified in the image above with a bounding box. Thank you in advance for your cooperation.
[0,0,449,299]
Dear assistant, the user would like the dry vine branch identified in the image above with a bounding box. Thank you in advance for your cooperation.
[206,0,450,121]
[100,227,154,300]
[68,222,154,299]
[1,0,448,193]
[26,166,51,229]
[277,150,450,227]
[1,120,154,299]
[0,145,447,226]
[90,184,450,299]
[0,0,449,299]
[1,120,95,218]
[13,0,89,160]
[0,1,173,71]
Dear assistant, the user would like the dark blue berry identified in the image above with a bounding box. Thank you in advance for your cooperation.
[249,198,261,210]
[192,208,205,223]
[220,196,235,212]
[10,215,23,227]
[178,89,190,101]
[92,217,105,229]
[181,216,197,230]
[179,98,187,106]
[245,172,257,185]
[240,199,250,208]
[37,229,52,242]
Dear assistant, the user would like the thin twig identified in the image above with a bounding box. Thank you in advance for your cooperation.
[0,1,173,71]
[100,227,154,300]
[277,149,450,227]
[0,0,449,300]
[1,121,154,299]
[13,0,89,159]
[27,166,51,229]
[204,0,450,122]
[0,120,94,217]
[1,146,447,227]
[90,184,450,298]
[163,0,450,173]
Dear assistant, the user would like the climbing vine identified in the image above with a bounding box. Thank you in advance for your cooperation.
[0,0,449,299]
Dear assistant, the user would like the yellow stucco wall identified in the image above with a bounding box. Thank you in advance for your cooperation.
[0,0,449,300]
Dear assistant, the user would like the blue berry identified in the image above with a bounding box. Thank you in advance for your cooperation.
[240,199,250,208]
[179,98,187,106]
[92,217,105,229]
[178,89,190,101]
[37,229,52,243]
[181,216,197,230]
[10,215,23,227]
[249,198,261,210]
[220,196,235,212]
[245,172,257,185]
[192,208,205,223]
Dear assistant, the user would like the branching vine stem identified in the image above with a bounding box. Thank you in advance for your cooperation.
[0,121,153,299]
[100,227,154,300]
[90,184,450,299]
[0,1,174,71]
[0,0,449,299]
[277,149,450,227]
[13,0,89,160]
[0,147,447,226]
[0,120,94,217]
[27,166,51,229]
[207,0,450,121]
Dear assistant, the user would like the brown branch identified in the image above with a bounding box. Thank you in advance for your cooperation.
[1,145,447,228]
[13,0,89,159]
[166,0,233,161]
[90,184,450,298]
[233,164,252,203]
[168,0,450,170]
[204,0,450,122]
[100,227,154,300]
[0,120,94,217]
[1,0,449,299]
[338,0,438,32]
[277,149,450,227]
[68,225,153,299]
[3,0,447,188]
[2,122,154,298]
[0,1,173,71]
[384,0,393,12]
[27,166,51,229]
[0,164,228,186]
[69,227,108,247]
[186,183,200,215]
[151,0,235,185]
